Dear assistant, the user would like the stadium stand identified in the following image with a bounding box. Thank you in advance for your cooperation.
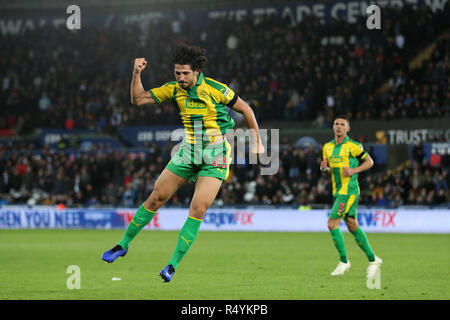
[1,3,449,133]
[1,141,448,207]
[0,2,449,207]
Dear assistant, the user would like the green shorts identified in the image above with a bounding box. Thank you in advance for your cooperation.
[329,194,359,220]
[166,139,232,182]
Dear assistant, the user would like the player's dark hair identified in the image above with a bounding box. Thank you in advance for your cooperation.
[334,114,350,125]
[172,44,207,72]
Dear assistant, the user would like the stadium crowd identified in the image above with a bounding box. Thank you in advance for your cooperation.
[1,3,449,136]
[1,142,448,207]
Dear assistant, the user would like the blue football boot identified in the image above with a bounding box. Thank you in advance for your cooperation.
[102,244,128,263]
[159,264,175,282]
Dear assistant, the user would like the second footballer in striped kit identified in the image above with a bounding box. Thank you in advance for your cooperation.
[321,115,382,278]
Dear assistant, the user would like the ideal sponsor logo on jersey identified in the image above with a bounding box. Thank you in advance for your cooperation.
[329,155,343,164]
[203,211,254,227]
[186,99,207,109]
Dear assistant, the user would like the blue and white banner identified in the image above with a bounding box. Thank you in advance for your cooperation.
[118,126,182,147]
[0,207,122,229]
[0,206,449,233]
[40,129,122,149]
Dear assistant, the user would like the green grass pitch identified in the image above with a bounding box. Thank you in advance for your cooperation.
[0,229,449,300]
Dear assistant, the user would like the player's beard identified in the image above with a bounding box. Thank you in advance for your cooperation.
[179,83,188,88]
[179,80,191,89]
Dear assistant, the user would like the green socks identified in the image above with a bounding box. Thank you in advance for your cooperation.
[351,226,376,262]
[119,204,156,250]
[169,216,202,270]
[330,228,348,263]
[330,227,376,262]
[118,207,203,271]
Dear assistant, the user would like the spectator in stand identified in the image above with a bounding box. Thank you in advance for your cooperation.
[435,173,448,191]
[441,148,450,169]
[430,149,442,168]
[412,142,424,164]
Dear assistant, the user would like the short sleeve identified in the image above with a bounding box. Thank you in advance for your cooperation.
[149,82,175,104]
[322,144,328,161]
[351,143,368,160]
[221,85,237,107]
[205,78,237,107]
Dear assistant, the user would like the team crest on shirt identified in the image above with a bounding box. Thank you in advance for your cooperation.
[199,92,210,101]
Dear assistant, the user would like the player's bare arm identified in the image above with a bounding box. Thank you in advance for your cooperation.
[130,58,156,106]
[342,154,374,177]
[232,97,265,154]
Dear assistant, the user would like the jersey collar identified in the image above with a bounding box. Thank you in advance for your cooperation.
[196,72,204,86]
[182,72,204,94]
[333,135,349,145]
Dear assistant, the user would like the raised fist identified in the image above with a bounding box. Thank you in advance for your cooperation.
[134,58,147,74]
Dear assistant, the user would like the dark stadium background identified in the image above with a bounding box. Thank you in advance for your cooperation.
[0,0,448,209]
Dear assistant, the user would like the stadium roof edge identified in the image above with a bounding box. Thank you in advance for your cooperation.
[0,0,338,11]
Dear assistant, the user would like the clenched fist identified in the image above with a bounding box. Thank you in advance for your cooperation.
[134,58,147,74]
[342,167,356,177]
[320,160,330,174]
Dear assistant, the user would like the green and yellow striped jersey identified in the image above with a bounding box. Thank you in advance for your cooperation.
[322,136,368,196]
[149,73,236,145]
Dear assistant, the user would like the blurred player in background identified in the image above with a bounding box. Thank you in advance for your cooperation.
[102,44,264,282]
[320,115,382,278]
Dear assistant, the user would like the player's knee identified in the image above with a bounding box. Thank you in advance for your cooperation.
[346,222,358,233]
[345,218,358,232]
[328,220,339,231]
[145,190,166,210]
[190,204,208,219]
